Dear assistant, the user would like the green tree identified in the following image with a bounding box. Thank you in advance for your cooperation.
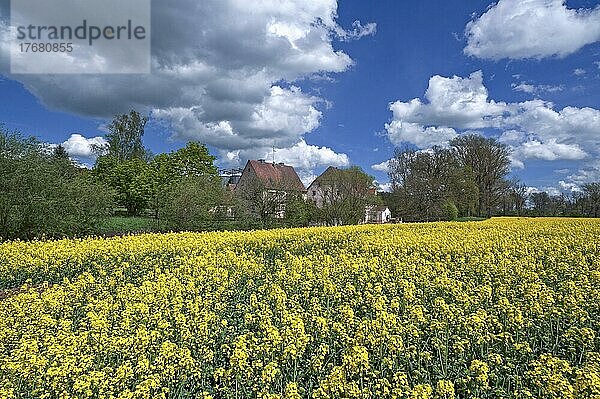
[94,110,150,161]
[153,142,218,179]
[284,192,317,227]
[504,179,527,216]
[443,200,459,221]
[530,191,551,217]
[94,135,220,218]
[52,144,70,160]
[0,128,113,240]
[149,142,219,223]
[388,146,478,221]
[92,111,155,216]
[450,135,511,217]
[94,157,153,216]
[235,176,290,228]
[0,126,40,157]
[160,176,226,231]
[318,166,379,225]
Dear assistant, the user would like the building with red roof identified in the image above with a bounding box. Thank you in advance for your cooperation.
[235,160,305,219]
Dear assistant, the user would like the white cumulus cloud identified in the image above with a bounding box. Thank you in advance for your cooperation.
[384,71,600,189]
[0,0,375,177]
[262,139,350,171]
[62,134,107,160]
[371,160,390,172]
[387,71,507,131]
[464,0,600,60]
[516,139,587,161]
[385,122,458,149]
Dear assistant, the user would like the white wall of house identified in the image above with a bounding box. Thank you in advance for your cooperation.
[307,182,328,208]
[364,206,392,224]
[381,208,392,222]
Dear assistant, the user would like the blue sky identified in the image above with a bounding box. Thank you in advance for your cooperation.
[1,0,599,192]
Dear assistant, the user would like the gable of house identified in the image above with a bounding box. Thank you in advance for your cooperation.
[307,166,339,191]
[236,160,305,192]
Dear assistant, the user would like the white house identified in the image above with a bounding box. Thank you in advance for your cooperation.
[365,205,392,224]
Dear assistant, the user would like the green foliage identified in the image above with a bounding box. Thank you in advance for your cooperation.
[94,110,150,161]
[149,142,219,220]
[52,144,70,160]
[0,127,40,157]
[389,146,480,221]
[450,134,511,217]
[97,216,157,235]
[284,193,317,227]
[152,142,218,179]
[91,110,154,216]
[444,200,459,221]
[94,157,153,216]
[0,127,114,240]
[388,136,509,221]
[447,165,479,217]
[94,138,220,218]
[234,169,307,228]
[159,176,226,231]
[317,166,380,225]
[456,216,487,222]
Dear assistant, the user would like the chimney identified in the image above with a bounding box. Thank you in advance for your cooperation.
[258,159,265,163]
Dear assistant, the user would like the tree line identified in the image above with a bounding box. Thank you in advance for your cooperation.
[3,110,598,241]
[0,111,379,241]
[90,111,379,231]
[526,186,600,218]
[383,134,600,221]
[0,112,246,241]
[0,129,113,240]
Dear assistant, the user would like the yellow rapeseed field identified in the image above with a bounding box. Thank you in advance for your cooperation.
[0,218,599,398]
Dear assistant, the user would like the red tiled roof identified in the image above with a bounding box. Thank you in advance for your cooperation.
[247,160,305,191]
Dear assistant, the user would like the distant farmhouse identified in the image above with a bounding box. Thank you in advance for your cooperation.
[307,166,391,224]
[222,160,391,224]
[236,160,305,193]
[365,205,392,224]
[234,159,305,219]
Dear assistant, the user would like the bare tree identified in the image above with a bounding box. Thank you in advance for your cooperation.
[583,183,600,217]
[388,146,478,221]
[511,180,528,216]
[548,194,567,216]
[530,192,551,217]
